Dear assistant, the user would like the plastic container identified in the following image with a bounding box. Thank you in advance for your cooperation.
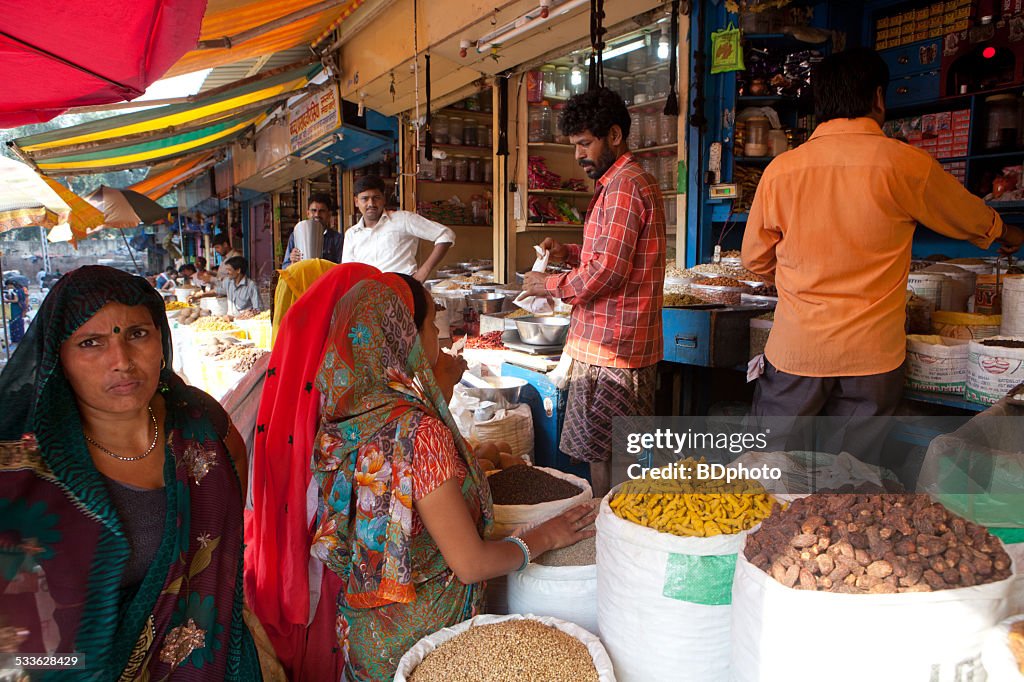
[658,114,677,145]
[659,152,676,192]
[628,112,643,149]
[528,105,552,143]
[447,116,464,146]
[690,281,751,305]
[975,274,1003,315]
[638,153,657,180]
[437,156,454,181]
[627,46,647,71]
[984,94,1019,151]
[634,74,652,104]
[999,274,1024,335]
[453,155,469,182]
[541,64,557,98]
[432,114,449,144]
[620,76,635,105]
[642,112,660,148]
[483,159,493,183]
[555,66,572,98]
[463,122,478,147]
[552,104,569,144]
[744,116,770,157]
[769,129,789,156]
[653,68,670,99]
[481,125,492,148]
[605,76,621,99]
[468,157,483,183]
[526,70,544,103]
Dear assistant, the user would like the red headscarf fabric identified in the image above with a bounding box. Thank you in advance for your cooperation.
[245,262,379,680]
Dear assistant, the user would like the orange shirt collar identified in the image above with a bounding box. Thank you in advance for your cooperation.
[808,117,884,140]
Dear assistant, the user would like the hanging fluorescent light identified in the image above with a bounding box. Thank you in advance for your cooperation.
[299,134,339,161]
[570,56,582,86]
[601,39,646,61]
[658,32,670,60]
[476,0,589,53]
[261,159,290,178]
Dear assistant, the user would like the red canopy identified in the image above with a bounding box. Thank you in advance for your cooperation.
[0,0,208,128]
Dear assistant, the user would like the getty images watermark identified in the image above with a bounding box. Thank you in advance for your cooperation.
[622,427,783,482]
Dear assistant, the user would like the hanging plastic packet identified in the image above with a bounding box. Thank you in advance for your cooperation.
[710,23,745,74]
[513,245,556,315]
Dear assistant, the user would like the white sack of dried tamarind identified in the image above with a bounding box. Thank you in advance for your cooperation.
[731,490,1016,682]
[507,529,598,635]
[596,462,778,682]
[393,614,615,682]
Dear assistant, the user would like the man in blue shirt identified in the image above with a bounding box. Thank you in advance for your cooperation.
[284,192,344,266]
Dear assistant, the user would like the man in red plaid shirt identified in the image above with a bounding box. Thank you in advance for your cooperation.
[524,87,665,495]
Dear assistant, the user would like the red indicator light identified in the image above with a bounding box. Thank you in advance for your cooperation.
[983,46,997,59]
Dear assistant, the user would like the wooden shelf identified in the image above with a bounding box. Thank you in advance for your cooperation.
[528,142,574,149]
[634,143,678,154]
[431,143,492,155]
[447,223,492,228]
[417,180,491,187]
[440,108,493,122]
[527,188,592,197]
[628,97,668,112]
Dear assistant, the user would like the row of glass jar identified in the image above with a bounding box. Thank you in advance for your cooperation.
[608,68,673,107]
[418,155,493,183]
[429,115,492,147]
[529,65,588,102]
[636,151,678,193]
[628,110,677,149]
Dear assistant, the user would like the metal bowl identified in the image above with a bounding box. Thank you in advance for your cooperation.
[514,316,570,345]
[465,292,505,314]
[462,376,528,404]
[470,283,499,294]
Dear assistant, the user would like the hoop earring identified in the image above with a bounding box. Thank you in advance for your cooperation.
[161,358,167,370]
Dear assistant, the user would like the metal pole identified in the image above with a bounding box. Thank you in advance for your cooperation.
[40,225,50,274]
[0,250,11,362]
[120,228,140,273]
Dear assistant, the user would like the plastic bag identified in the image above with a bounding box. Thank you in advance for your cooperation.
[507,563,598,635]
[711,23,744,74]
[515,245,556,315]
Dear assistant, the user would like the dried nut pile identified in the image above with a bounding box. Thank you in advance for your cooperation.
[665,264,692,280]
[687,263,745,278]
[165,300,191,310]
[693,276,746,288]
[536,528,596,566]
[409,620,598,682]
[192,316,238,332]
[488,466,583,505]
[609,458,776,537]
[745,492,1013,594]
[981,339,1024,349]
[177,308,207,325]
[664,292,709,307]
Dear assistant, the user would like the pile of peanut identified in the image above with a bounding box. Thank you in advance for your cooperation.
[745,492,1012,594]
[409,619,598,682]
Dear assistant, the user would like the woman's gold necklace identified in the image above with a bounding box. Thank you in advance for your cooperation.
[84,406,159,462]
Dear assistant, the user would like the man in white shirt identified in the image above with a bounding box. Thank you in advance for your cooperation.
[342,175,455,281]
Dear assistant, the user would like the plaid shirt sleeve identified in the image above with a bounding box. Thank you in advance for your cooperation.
[545,180,645,305]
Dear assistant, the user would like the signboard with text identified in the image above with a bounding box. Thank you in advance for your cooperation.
[287,83,341,152]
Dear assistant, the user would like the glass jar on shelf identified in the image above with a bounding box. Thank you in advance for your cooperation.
[620,76,635,106]
[541,64,557,98]
[418,156,436,180]
[659,152,676,192]
[634,74,652,104]
[628,112,642,150]
[552,104,569,144]
[483,159,493,183]
[432,114,449,144]
[437,156,454,182]
[664,195,677,227]
[481,125,492,148]
[526,71,544,103]
[463,122,478,147]
[447,116,464,146]
[638,153,657,180]
[985,94,1020,150]
[479,90,492,112]
[658,114,677,145]
[453,155,469,182]
[653,68,670,100]
[627,45,647,71]
[555,66,572,98]
[468,157,483,183]
[605,75,621,99]
[744,116,770,157]
[642,112,660,148]
[528,105,552,143]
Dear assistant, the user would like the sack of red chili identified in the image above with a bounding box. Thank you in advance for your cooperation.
[730,490,1016,682]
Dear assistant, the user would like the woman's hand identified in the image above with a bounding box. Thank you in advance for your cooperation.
[525,501,598,555]
[433,351,468,403]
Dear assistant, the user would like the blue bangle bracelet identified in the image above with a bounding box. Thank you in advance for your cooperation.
[501,535,531,571]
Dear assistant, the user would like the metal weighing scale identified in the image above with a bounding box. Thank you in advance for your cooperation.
[501,329,563,355]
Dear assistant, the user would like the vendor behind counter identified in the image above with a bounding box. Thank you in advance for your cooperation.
[191,255,262,316]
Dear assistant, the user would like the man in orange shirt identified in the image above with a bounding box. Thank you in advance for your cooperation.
[743,48,1023,427]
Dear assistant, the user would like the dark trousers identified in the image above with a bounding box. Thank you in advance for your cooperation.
[751,359,904,465]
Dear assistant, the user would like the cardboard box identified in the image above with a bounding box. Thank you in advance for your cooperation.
[952,109,971,122]
[917,7,930,21]
[935,111,952,132]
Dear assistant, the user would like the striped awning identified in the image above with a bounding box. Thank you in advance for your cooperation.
[11,60,321,175]
[129,152,220,200]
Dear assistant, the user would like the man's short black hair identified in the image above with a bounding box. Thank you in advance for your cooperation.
[224,256,247,277]
[308,192,334,210]
[179,264,197,275]
[211,233,231,247]
[353,175,386,196]
[812,48,890,123]
[559,87,631,139]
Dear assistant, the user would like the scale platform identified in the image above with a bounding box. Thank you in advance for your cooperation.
[502,329,563,355]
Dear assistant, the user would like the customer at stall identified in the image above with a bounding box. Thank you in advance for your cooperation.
[178,262,198,286]
[285,193,345,266]
[341,175,455,281]
[523,87,665,497]
[4,278,28,345]
[309,274,595,682]
[154,266,178,292]
[742,47,1024,423]
[191,256,261,314]
[212,233,242,281]
[0,266,261,679]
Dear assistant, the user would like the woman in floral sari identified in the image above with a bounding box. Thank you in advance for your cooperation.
[311,274,596,682]
[0,266,260,680]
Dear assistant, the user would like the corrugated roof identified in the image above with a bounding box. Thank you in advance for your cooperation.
[199,47,316,93]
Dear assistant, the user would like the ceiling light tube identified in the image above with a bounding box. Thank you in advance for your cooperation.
[261,160,290,178]
[299,136,337,160]
[601,39,646,60]
[476,0,589,53]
